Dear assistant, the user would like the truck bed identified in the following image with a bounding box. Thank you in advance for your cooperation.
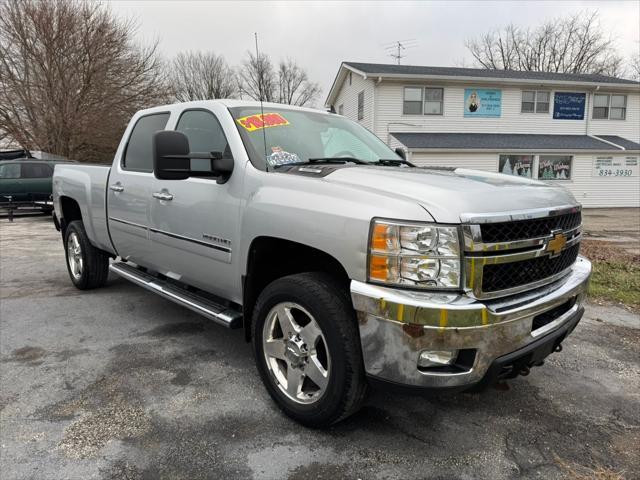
[53,164,115,255]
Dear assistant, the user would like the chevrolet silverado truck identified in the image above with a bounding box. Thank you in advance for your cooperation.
[52,100,591,427]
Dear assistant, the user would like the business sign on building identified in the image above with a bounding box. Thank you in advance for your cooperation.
[553,92,586,120]
[464,89,501,117]
[593,156,639,177]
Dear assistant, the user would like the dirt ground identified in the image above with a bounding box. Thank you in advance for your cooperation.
[582,208,640,255]
[1,215,639,480]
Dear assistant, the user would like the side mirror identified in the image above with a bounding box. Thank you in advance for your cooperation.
[153,130,234,183]
[153,130,190,180]
[394,147,407,160]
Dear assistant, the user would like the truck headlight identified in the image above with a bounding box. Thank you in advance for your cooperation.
[368,220,461,289]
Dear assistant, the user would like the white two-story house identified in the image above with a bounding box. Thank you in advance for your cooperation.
[326,62,640,207]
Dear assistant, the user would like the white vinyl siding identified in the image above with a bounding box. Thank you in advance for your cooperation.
[375,82,640,143]
[376,83,589,142]
[332,70,374,131]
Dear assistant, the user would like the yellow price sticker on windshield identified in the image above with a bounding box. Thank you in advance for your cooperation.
[237,113,290,132]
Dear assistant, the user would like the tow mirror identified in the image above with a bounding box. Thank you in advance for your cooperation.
[394,147,407,160]
[153,130,234,183]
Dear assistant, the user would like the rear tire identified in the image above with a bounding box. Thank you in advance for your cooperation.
[252,272,368,427]
[64,220,109,290]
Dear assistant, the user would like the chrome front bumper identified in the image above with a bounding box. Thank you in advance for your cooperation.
[351,256,592,389]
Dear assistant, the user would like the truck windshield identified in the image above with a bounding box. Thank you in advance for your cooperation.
[229,106,404,170]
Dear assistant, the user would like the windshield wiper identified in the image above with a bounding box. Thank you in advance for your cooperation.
[374,158,415,167]
[307,157,369,165]
[273,157,369,168]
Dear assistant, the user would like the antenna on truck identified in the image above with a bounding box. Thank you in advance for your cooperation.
[255,32,269,171]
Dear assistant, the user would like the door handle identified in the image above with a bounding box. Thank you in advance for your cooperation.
[152,192,174,201]
[109,184,124,192]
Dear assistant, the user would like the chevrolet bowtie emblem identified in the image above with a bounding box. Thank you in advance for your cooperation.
[546,232,567,256]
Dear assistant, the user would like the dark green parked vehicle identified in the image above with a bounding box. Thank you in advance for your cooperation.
[0,157,69,214]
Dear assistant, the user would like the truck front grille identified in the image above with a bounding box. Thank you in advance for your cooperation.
[480,212,582,243]
[481,244,580,293]
[463,207,583,299]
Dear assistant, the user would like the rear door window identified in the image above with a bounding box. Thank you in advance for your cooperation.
[123,113,170,172]
[0,163,21,179]
[21,163,53,178]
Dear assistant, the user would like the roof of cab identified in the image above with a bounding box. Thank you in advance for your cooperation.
[136,99,328,117]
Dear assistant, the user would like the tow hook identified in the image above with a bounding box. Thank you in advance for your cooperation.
[519,366,531,376]
[554,343,563,353]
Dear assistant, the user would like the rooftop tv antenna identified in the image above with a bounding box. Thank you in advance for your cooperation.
[383,39,417,65]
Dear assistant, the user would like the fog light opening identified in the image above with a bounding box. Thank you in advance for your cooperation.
[417,349,458,368]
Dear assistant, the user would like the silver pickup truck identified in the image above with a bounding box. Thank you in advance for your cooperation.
[53,100,591,426]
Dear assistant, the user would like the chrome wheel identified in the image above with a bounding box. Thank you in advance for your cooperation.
[262,302,331,404]
[67,232,83,280]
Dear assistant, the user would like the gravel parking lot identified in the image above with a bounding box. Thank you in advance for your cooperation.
[1,215,639,480]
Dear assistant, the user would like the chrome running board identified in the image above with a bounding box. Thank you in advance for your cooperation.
[109,262,242,329]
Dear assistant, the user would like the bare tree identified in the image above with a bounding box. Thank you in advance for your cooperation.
[169,51,238,101]
[0,0,168,163]
[239,51,277,102]
[630,43,640,81]
[465,11,625,76]
[277,59,321,107]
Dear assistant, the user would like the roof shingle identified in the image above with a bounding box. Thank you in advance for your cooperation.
[344,62,640,86]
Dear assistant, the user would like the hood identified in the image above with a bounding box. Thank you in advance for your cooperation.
[324,166,578,223]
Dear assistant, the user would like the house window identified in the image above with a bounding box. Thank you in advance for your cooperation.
[499,155,533,178]
[522,91,550,113]
[536,91,550,113]
[610,94,627,120]
[593,94,626,120]
[403,87,423,114]
[593,94,609,119]
[338,104,344,115]
[357,91,364,120]
[539,155,572,180]
[522,91,535,112]
[424,88,443,115]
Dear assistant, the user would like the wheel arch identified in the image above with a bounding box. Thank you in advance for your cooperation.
[59,196,82,234]
[242,236,352,341]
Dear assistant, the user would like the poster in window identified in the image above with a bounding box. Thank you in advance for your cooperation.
[539,155,572,180]
[499,155,533,178]
[593,156,639,177]
[552,92,586,120]
[463,89,501,117]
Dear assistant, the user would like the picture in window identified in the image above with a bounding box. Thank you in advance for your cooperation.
[499,155,533,178]
[539,155,572,180]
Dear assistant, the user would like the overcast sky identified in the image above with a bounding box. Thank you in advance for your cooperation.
[109,0,639,104]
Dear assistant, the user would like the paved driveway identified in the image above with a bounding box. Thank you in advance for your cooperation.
[1,216,639,479]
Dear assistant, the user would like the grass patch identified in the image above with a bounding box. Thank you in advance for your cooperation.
[589,261,640,310]
[556,456,626,480]
[580,240,640,312]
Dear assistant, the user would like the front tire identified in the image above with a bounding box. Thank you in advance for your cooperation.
[64,220,109,290]
[252,272,367,427]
